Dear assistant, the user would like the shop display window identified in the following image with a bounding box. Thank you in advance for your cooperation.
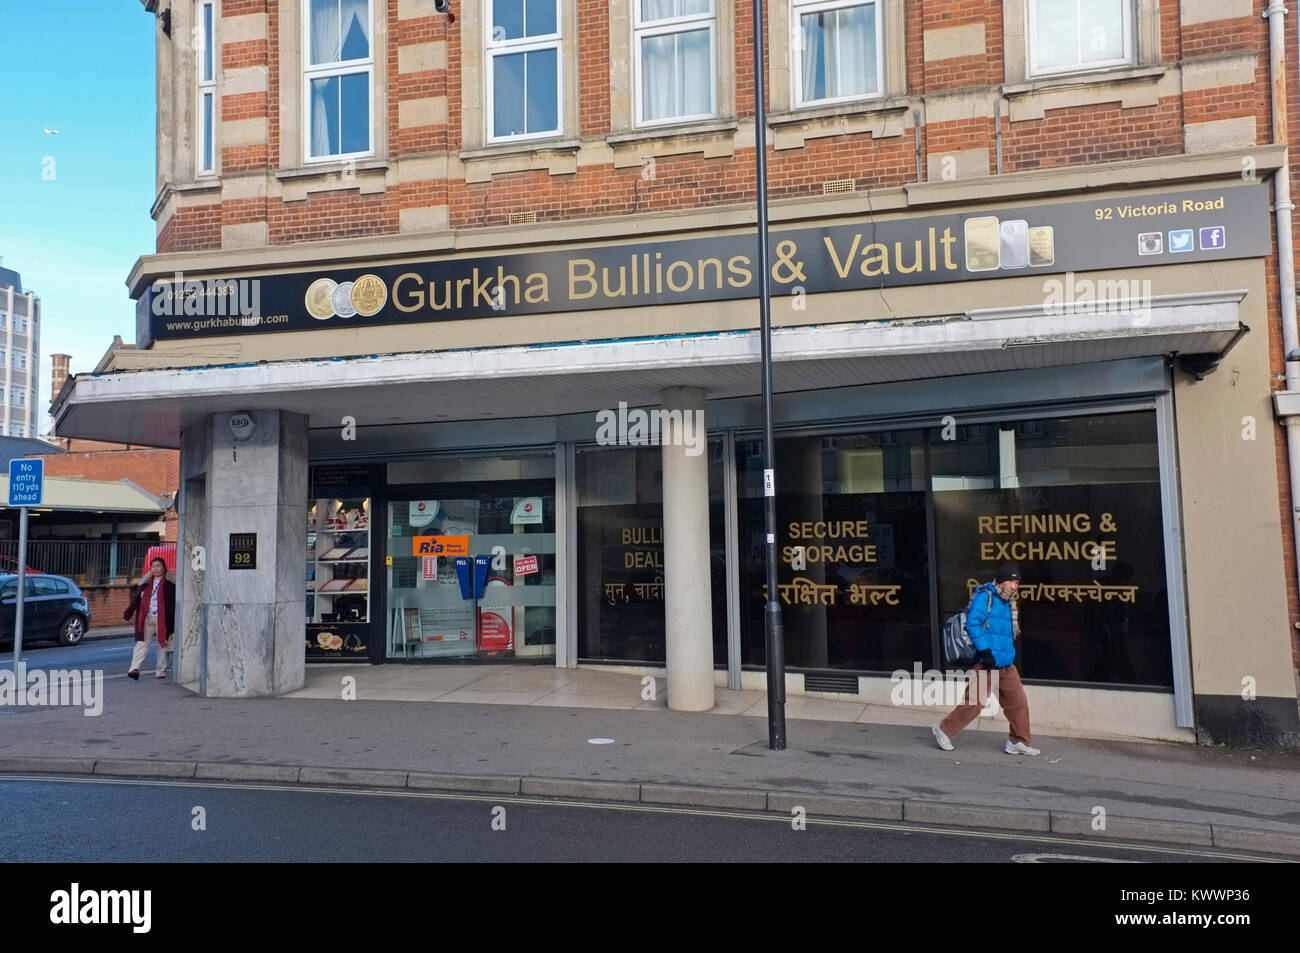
[306,497,370,658]
[386,487,557,661]
[576,444,727,664]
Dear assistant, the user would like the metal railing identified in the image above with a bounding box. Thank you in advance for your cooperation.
[0,540,175,586]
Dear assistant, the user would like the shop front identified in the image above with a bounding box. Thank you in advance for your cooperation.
[52,172,1300,745]
[302,454,557,665]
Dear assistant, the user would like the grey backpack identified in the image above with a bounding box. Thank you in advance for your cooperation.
[941,588,994,667]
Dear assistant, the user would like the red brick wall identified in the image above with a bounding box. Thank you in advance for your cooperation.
[31,449,178,500]
[150,0,1276,245]
[83,584,136,630]
[27,449,180,543]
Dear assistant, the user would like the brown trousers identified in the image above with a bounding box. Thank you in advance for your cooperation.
[939,663,1032,745]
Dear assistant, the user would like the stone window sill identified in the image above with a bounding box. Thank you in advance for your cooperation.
[151,179,223,219]
[768,96,910,128]
[275,160,390,200]
[460,139,582,185]
[275,159,390,182]
[768,97,911,149]
[607,119,739,146]
[1002,65,1167,121]
[460,138,582,162]
[607,120,740,168]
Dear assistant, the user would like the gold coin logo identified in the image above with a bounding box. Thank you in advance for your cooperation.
[350,274,387,316]
[305,277,337,320]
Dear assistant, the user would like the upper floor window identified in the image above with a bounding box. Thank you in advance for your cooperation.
[487,0,561,142]
[12,351,25,370]
[304,0,373,161]
[11,389,24,407]
[792,0,883,107]
[1027,0,1131,76]
[11,424,22,438]
[13,314,26,334]
[197,0,217,175]
[634,0,716,126]
[0,312,6,329]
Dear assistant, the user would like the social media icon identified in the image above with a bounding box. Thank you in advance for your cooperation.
[1199,226,1226,250]
[1137,232,1162,255]
[1168,229,1194,252]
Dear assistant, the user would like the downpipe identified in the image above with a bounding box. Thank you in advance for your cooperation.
[1264,0,1300,655]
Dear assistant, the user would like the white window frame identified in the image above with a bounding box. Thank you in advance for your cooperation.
[13,314,26,333]
[633,0,718,128]
[790,0,885,108]
[12,351,24,370]
[11,424,22,438]
[1026,0,1133,78]
[485,0,563,144]
[197,0,218,176]
[11,388,23,407]
[302,0,375,164]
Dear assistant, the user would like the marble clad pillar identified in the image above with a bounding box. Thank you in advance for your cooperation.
[183,410,308,697]
[660,386,714,711]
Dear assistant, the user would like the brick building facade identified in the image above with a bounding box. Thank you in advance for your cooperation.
[50,0,1300,746]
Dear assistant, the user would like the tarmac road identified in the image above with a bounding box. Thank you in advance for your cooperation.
[0,775,1275,864]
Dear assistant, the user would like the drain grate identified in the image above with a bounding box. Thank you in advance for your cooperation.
[804,673,859,694]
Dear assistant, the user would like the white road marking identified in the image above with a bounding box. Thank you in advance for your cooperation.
[1011,852,1137,863]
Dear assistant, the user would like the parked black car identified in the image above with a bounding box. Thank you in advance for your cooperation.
[0,574,91,647]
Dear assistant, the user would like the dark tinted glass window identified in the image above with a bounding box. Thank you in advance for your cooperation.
[577,444,726,663]
[738,431,931,673]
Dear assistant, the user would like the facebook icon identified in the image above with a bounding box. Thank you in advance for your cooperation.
[1199,226,1226,250]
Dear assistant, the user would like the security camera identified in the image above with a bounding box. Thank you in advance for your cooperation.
[433,0,451,12]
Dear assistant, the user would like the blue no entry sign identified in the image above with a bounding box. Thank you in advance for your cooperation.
[9,458,43,507]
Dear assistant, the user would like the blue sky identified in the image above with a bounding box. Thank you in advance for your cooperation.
[0,0,156,433]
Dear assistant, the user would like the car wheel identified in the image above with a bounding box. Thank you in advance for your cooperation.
[57,615,86,647]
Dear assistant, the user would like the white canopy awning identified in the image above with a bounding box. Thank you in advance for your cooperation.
[54,290,1247,448]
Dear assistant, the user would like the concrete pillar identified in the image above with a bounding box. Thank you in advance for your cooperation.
[184,410,309,697]
[660,386,714,711]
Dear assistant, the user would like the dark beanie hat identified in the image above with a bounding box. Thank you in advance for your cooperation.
[995,563,1020,584]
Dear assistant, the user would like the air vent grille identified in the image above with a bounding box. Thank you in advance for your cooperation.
[804,673,860,694]
[823,178,856,195]
[508,210,537,225]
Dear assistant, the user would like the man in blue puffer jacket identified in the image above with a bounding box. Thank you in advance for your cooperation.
[932,563,1039,755]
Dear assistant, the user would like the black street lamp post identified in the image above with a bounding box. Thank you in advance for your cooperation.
[751,0,787,750]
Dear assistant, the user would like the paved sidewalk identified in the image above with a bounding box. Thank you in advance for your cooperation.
[85,625,134,643]
[1,663,1298,856]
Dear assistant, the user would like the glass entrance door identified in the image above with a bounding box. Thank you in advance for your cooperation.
[386,484,556,662]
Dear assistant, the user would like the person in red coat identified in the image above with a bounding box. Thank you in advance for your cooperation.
[123,557,176,680]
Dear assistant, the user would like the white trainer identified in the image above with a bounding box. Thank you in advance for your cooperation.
[1004,739,1041,756]
[932,723,954,751]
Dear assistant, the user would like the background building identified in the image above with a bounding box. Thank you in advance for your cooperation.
[48,0,1300,747]
[0,260,41,439]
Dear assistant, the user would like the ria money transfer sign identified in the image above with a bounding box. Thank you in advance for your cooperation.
[143,184,1270,340]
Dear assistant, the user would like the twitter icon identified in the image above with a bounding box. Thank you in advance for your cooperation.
[1169,229,1194,253]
